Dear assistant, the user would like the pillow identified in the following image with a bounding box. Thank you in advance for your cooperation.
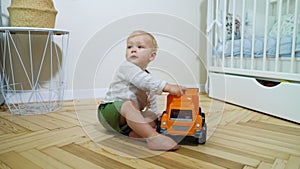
[244,10,276,38]
[269,14,300,37]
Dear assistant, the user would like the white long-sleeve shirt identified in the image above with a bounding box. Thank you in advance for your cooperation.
[102,61,166,115]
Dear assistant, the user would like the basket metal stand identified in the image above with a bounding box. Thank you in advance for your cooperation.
[0,27,69,115]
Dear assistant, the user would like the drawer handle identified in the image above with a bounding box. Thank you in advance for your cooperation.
[256,79,280,87]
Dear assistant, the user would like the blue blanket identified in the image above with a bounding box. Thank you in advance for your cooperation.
[214,36,300,58]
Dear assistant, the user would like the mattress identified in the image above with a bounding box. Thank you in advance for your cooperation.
[214,36,300,58]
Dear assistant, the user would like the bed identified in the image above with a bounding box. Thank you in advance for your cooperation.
[206,0,300,123]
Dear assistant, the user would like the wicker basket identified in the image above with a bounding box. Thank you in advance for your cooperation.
[10,0,55,9]
[8,0,57,28]
[8,7,57,28]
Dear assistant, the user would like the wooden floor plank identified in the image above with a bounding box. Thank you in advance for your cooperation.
[0,129,6,135]
[98,135,226,169]
[20,149,73,169]
[211,128,300,156]
[285,155,300,169]
[209,135,286,163]
[0,151,42,169]
[45,112,80,126]
[0,160,12,169]
[0,132,27,142]
[55,110,78,120]
[259,118,300,129]
[145,150,227,169]
[0,115,44,132]
[0,112,44,131]
[225,123,300,147]
[26,126,87,151]
[1,95,300,168]
[271,159,287,169]
[0,127,86,153]
[97,136,157,158]
[42,146,105,169]
[0,130,49,153]
[243,121,300,136]
[18,114,74,130]
[81,123,113,142]
[257,162,272,169]
[80,141,165,169]
[215,125,300,154]
[243,166,256,169]
[61,143,135,169]
[76,109,98,124]
[0,117,28,134]
[177,147,244,169]
[184,144,261,167]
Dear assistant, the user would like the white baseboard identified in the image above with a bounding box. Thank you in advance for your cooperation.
[199,84,206,93]
[2,84,206,104]
[63,88,108,100]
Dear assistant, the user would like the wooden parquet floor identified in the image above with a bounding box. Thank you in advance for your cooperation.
[0,94,299,169]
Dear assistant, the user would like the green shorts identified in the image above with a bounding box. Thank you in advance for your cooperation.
[98,101,132,135]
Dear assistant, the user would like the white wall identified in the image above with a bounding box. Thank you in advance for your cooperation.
[2,0,206,99]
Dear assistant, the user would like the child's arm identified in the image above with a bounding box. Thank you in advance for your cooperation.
[163,83,186,96]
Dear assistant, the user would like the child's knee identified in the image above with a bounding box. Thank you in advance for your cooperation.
[120,101,139,115]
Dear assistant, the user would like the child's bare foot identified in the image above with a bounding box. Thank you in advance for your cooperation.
[146,134,180,151]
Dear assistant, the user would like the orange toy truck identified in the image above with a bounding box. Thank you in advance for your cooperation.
[157,88,206,144]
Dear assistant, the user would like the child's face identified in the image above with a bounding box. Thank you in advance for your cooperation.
[126,34,156,70]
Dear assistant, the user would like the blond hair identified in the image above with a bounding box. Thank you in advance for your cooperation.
[127,30,158,51]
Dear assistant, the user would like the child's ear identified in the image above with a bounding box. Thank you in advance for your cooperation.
[149,51,156,61]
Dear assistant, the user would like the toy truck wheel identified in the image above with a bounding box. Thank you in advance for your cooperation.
[196,123,207,144]
[156,119,161,133]
[201,112,205,127]
[157,111,166,133]
[199,107,206,127]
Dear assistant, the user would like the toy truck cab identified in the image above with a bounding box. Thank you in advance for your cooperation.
[158,88,206,144]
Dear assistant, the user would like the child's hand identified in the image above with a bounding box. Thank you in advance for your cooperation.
[163,83,186,96]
